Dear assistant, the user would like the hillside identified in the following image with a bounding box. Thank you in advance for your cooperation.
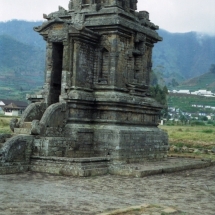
[153,30,215,85]
[0,20,45,48]
[178,70,215,92]
[0,35,45,100]
[168,93,215,114]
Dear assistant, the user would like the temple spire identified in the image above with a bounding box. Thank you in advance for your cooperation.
[68,0,138,12]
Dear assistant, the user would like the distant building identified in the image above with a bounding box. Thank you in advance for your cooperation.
[172,89,214,97]
[0,99,28,116]
[172,90,190,94]
[207,115,212,120]
[178,90,190,94]
[191,90,214,96]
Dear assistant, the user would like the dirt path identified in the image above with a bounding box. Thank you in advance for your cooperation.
[0,166,215,215]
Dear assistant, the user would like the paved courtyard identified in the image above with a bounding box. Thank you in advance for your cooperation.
[0,165,215,215]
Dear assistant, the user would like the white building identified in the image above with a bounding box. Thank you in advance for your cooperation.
[177,90,190,94]
[191,90,214,96]
[172,89,214,97]
[0,99,28,116]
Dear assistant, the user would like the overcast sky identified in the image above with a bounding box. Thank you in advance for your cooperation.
[0,0,215,35]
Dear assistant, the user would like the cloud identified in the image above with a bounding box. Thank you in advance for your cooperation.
[138,0,215,35]
[0,0,69,21]
[0,0,214,35]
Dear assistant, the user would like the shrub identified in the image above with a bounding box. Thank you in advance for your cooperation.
[165,121,175,126]
[207,120,214,125]
[174,142,185,148]
[190,121,205,126]
[202,129,213,133]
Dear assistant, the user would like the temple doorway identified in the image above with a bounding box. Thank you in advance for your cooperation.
[50,42,63,104]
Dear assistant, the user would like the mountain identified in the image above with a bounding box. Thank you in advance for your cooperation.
[153,30,215,85]
[0,20,45,48]
[0,35,45,100]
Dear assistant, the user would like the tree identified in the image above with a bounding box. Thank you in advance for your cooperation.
[171,78,179,87]
[179,114,188,125]
[199,116,208,121]
[150,71,158,86]
[150,85,168,107]
[210,64,215,73]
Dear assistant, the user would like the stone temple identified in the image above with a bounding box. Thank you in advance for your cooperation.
[0,0,168,176]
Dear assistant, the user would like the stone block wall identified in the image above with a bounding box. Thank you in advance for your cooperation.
[94,126,168,163]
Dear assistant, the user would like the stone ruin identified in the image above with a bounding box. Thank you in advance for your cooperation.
[0,0,168,176]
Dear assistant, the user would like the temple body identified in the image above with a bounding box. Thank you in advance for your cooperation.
[0,0,168,175]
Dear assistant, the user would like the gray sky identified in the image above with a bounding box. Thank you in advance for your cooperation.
[0,0,215,35]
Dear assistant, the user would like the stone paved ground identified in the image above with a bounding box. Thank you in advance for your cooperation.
[0,165,215,215]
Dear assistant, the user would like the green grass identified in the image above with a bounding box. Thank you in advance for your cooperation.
[0,117,13,134]
[160,125,215,148]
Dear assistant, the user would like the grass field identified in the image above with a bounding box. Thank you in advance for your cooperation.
[160,125,215,149]
[0,116,13,134]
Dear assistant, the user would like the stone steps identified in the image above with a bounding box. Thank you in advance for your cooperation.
[30,156,110,177]
[14,128,31,135]
[14,122,32,135]
[22,122,32,129]
[109,157,215,177]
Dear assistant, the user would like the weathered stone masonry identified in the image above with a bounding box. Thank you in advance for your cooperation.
[0,0,168,176]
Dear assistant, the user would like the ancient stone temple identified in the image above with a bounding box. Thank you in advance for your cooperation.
[0,0,168,176]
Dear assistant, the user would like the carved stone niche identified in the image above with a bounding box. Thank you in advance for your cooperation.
[97,47,110,85]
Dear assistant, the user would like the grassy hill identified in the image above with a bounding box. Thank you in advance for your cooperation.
[177,70,215,92]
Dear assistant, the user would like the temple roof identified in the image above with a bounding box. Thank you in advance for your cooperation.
[0,99,28,109]
[35,1,162,42]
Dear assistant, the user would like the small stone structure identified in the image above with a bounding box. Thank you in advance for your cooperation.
[0,0,168,176]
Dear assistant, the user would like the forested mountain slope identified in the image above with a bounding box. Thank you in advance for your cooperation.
[153,30,215,84]
[0,35,45,100]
